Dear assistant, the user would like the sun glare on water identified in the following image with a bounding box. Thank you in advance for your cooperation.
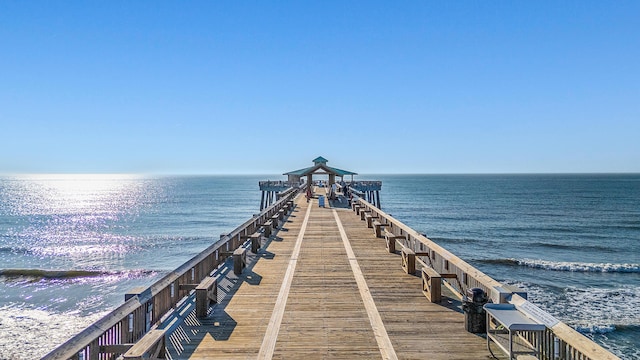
[10,174,145,215]
[0,174,158,265]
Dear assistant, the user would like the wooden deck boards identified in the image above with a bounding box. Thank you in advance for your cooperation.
[336,209,494,359]
[273,204,380,359]
[166,190,498,359]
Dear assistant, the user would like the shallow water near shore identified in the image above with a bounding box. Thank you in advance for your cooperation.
[1,174,638,359]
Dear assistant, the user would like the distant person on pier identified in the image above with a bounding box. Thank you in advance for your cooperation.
[306,186,312,202]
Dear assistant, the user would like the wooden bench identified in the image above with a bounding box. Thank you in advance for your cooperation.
[262,221,272,237]
[355,204,365,215]
[122,328,166,359]
[372,220,389,238]
[233,247,247,275]
[401,247,430,274]
[278,208,286,221]
[360,209,371,221]
[271,214,279,229]
[196,276,218,318]
[179,275,219,318]
[422,266,443,302]
[250,232,261,253]
[401,248,416,274]
[365,213,379,228]
[421,266,459,303]
[383,229,406,253]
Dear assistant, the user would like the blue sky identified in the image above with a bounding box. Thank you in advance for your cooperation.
[1,1,638,174]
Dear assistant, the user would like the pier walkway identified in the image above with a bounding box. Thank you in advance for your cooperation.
[164,188,495,359]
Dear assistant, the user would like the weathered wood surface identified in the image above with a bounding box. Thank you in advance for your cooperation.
[195,276,217,318]
[123,329,166,359]
[165,189,501,359]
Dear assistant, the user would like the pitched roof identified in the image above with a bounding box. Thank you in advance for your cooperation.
[284,166,317,176]
[329,166,357,176]
[312,156,329,164]
[283,162,357,177]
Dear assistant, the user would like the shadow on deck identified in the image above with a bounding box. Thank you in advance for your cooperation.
[159,196,500,359]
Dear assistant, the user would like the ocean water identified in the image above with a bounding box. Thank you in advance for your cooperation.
[0,175,264,359]
[376,174,639,359]
[0,174,638,359]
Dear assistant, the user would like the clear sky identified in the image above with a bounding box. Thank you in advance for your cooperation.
[1,1,638,175]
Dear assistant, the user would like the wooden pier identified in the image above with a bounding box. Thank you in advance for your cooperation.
[44,167,619,359]
[163,188,491,359]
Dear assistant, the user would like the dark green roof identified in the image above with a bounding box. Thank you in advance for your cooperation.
[329,166,357,176]
[313,156,328,164]
[284,164,357,177]
[284,157,357,177]
[284,166,317,176]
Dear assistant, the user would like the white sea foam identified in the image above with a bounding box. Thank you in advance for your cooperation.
[0,306,107,359]
[503,281,640,359]
[573,324,617,334]
[516,259,640,273]
[506,281,640,327]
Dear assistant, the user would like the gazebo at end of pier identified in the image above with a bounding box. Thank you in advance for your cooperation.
[259,157,382,210]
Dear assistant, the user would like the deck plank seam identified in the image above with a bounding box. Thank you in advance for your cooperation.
[332,209,398,360]
[257,200,313,360]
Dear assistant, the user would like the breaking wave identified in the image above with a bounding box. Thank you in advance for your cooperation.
[573,324,640,335]
[0,246,30,254]
[476,258,640,273]
[0,268,156,281]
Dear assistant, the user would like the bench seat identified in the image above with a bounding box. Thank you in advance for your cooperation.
[123,329,166,359]
[422,266,442,303]
[383,230,405,253]
[196,276,218,318]
[365,213,379,228]
[372,220,389,238]
[233,247,247,275]
[262,221,272,237]
[250,232,261,253]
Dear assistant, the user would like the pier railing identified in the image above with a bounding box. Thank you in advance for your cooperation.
[258,180,301,191]
[349,180,382,192]
[354,197,619,360]
[42,188,300,360]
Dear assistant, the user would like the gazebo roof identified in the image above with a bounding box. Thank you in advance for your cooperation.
[312,156,329,164]
[283,157,357,177]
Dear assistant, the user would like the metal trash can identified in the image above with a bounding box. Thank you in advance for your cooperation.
[463,287,488,333]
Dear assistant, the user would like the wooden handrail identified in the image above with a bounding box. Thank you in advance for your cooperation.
[43,189,299,360]
[354,197,620,360]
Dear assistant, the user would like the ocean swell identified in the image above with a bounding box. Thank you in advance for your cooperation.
[528,242,616,253]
